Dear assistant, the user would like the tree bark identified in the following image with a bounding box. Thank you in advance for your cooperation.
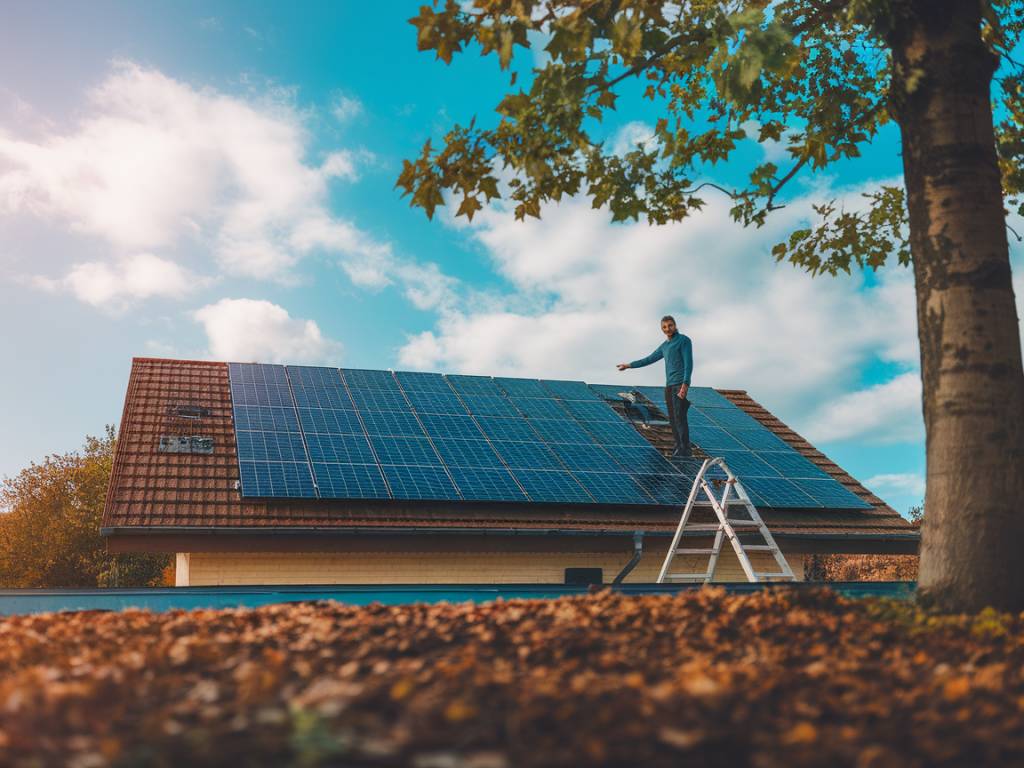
[889,0,1024,612]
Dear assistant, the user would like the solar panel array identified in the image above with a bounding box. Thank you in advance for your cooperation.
[228,364,871,509]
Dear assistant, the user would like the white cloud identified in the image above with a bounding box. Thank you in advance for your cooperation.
[331,94,363,123]
[0,61,380,285]
[193,298,340,363]
[31,253,200,310]
[865,472,926,499]
[610,121,656,156]
[804,372,923,444]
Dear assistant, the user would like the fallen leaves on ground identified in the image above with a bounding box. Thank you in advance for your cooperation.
[1,588,1022,767]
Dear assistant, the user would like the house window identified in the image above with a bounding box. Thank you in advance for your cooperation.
[564,568,603,586]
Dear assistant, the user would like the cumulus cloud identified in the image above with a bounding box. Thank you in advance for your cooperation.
[0,61,383,285]
[865,472,926,499]
[400,184,924,444]
[193,298,340,363]
[331,94,364,123]
[804,372,923,444]
[32,253,200,310]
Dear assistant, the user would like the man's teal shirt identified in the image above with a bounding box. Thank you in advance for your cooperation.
[629,333,693,386]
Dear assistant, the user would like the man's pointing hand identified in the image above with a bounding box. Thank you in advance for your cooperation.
[616,363,629,371]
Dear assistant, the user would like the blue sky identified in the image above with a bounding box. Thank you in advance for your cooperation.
[3,2,1019,516]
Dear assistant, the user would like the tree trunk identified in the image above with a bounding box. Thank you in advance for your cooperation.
[889,0,1024,612]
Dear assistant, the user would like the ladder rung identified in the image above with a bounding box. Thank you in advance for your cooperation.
[684,524,723,531]
[725,520,761,527]
[742,545,776,551]
[666,573,709,580]
[756,572,792,578]
[674,548,716,555]
[726,499,748,504]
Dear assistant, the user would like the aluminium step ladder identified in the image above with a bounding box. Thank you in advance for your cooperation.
[656,457,796,584]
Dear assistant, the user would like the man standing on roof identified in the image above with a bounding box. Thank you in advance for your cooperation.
[617,316,693,458]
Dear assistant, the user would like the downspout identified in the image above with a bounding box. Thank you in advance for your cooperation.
[612,531,645,585]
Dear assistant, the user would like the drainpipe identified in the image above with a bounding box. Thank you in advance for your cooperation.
[612,531,645,585]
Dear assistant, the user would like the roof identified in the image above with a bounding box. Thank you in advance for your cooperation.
[101,358,915,544]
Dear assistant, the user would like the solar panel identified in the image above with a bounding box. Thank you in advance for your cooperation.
[229,362,289,385]
[509,397,569,420]
[234,405,300,433]
[703,406,763,430]
[715,450,782,478]
[446,375,505,397]
[686,387,735,409]
[432,438,505,469]
[730,427,791,452]
[348,388,409,412]
[381,464,460,500]
[341,368,397,390]
[512,469,593,503]
[600,444,676,474]
[631,472,695,505]
[359,410,426,437]
[419,413,485,441]
[689,425,745,452]
[580,420,650,446]
[529,418,595,444]
[540,379,601,401]
[561,399,621,422]
[394,371,452,392]
[368,436,442,466]
[404,389,467,415]
[474,416,538,442]
[740,476,819,508]
[587,384,634,402]
[491,441,563,470]
[495,377,548,397]
[313,462,390,499]
[550,442,622,473]
[447,466,527,501]
[287,365,342,387]
[685,407,716,427]
[230,381,293,407]
[460,394,519,418]
[572,471,655,505]
[236,430,308,463]
[238,460,316,498]
[791,478,872,509]
[297,407,363,435]
[291,383,353,410]
[757,450,831,479]
[304,433,376,464]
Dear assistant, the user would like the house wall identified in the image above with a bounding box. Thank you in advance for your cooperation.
[176,538,805,586]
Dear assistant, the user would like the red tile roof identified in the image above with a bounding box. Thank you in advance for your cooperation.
[101,358,915,541]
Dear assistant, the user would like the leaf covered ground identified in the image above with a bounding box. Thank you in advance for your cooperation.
[1,588,1022,768]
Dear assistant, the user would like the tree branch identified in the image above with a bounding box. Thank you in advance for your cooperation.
[591,34,688,94]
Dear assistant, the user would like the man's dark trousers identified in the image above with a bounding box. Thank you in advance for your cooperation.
[664,385,691,456]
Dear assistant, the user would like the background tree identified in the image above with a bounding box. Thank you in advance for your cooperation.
[399,0,1024,611]
[0,427,169,588]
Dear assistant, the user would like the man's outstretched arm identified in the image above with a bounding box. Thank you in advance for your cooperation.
[617,347,663,371]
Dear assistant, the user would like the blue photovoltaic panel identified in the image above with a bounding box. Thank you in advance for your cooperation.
[601,444,676,474]
[448,466,527,501]
[348,388,409,413]
[236,430,307,463]
[230,381,293,407]
[495,377,548,398]
[491,441,563,470]
[229,362,289,385]
[460,394,519,418]
[368,435,442,466]
[758,450,831,480]
[686,408,716,427]
[287,366,342,387]
[540,379,602,401]
[238,460,316,498]
[512,469,593,503]
[313,462,389,499]
[716,450,782,478]
[359,411,427,438]
[304,433,376,465]
[550,442,622,473]
[405,389,467,415]
[631,473,695,505]
[447,375,505,397]
[475,416,538,443]
[234,405,299,433]
[341,368,397,390]
[419,413,485,441]
[382,464,460,500]
[297,407,363,436]
[529,418,595,444]
[791,478,872,509]
[509,397,569,420]
[291,384,353,410]
[730,427,791,452]
[394,370,451,392]
[741,476,819,508]
[671,456,725,480]
[690,425,745,452]
[573,471,655,505]
[587,384,633,401]
[686,387,735,409]
[433,438,504,469]
[634,386,669,405]
[581,420,649,446]
[703,406,763,431]
[562,399,621,422]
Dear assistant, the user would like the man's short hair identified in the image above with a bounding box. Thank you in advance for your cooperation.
[661,315,676,324]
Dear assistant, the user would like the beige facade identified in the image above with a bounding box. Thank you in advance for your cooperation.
[175,538,805,586]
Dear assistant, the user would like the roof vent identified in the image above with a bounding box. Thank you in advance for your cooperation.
[168,404,211,419]
[159,436,215,454]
